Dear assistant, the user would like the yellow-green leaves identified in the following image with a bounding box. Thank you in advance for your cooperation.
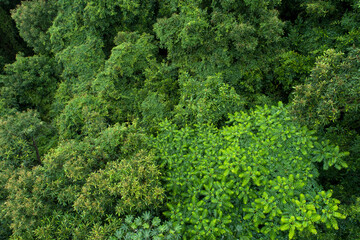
[289,226,295,239]
[155,104,346,239]
[334,212,346,219]
[74,150,164,216]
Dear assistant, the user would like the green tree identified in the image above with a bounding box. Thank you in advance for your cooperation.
[54,36,105,97]
[173,72,245,126]
[0,4,28,73]
[291,48,360,128]
[74,150,164,217]
[0,110,52,168]
[56,94,108,140]
[0,54,61,118]
[0,110,55,238]
[48,0,158,56]
[2,123,164,239]
[2,166,50,238]
[92,32,160,124]
[154,103,347,239]
[154,0,285,102]
[11,0,58,54]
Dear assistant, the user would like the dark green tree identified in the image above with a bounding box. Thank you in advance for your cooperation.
[0,110,52,168]
[11,0,58,54]
[92,32,160,124]
[154,0,285,103]
[173,72,245,126]
[0,4,28,73]
[56,94,108,140]
[0,54,61,118]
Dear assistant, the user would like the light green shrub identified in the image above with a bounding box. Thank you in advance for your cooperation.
[154,103,347,239]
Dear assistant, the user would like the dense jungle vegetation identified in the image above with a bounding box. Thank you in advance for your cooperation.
[0,0,360,239]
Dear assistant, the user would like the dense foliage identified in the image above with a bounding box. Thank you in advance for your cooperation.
[154,103,347,239]
[110,212,182,240]
[0,0,359,239]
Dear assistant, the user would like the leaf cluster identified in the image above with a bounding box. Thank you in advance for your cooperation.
[154,103,347,239]
[110,211,182,240]
[291,48,360,127]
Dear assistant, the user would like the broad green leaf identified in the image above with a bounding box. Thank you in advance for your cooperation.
[289,226,295,239]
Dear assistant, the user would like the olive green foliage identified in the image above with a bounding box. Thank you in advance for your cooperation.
[42,123,160,212]
[34,213,121,240]
[56,94,108,140]
[0,109,55,238]
[291,48,360,127]
[0,163,12,239]
[3,166,50,238]
[0,110,56,238]
[11,0,58,54]
[3,163,122,240]
[110,212,182,240]
[155,103,347,239]
[2,123,163,239]
[74,150,164,217]
[0,110,52,168]
[33,213,122,240]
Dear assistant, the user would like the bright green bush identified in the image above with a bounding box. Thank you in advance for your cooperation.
[154,103,347,239]
[110,211,181,240]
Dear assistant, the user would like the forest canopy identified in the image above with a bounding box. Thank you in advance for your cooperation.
[0,0,360,239]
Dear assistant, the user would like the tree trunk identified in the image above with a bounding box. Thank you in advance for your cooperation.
[32,136,41,164]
